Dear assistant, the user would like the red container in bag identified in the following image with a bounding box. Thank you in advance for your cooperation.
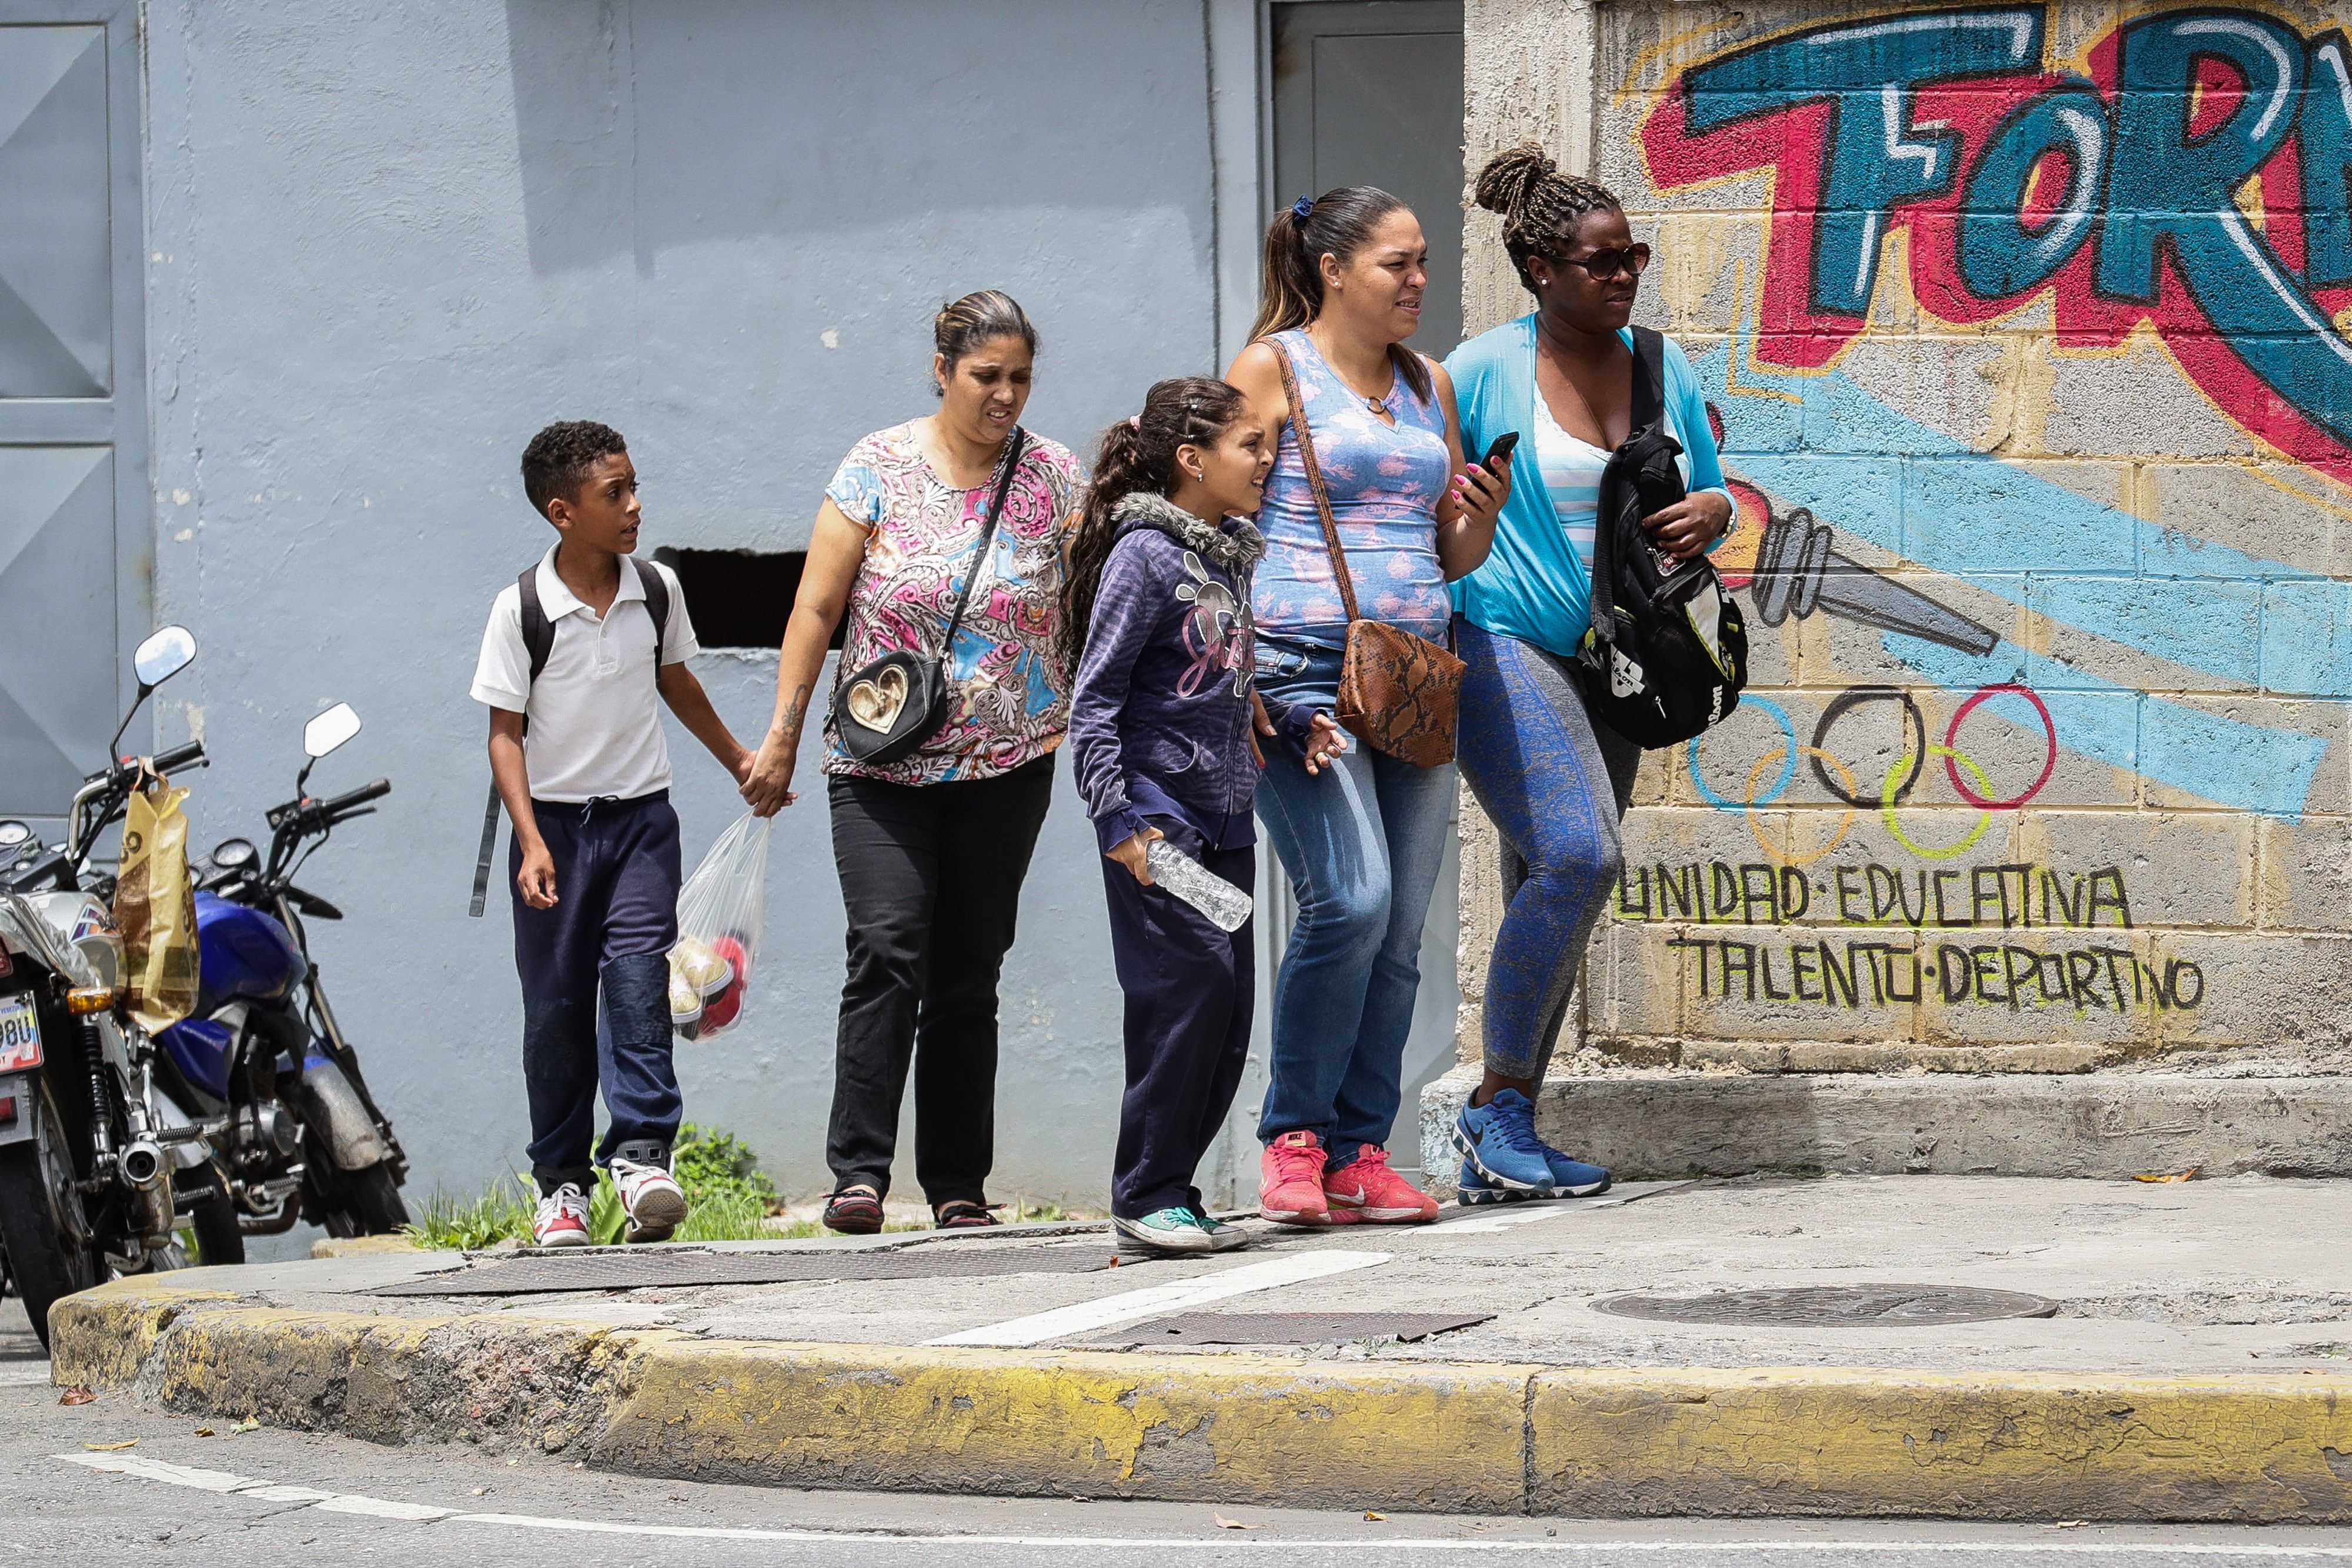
[667,814,771,1041]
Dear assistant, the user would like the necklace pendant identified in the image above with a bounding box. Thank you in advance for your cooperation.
[1367,396,1388,416]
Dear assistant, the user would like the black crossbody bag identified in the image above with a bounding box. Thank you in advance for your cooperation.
[832,428,1027,767]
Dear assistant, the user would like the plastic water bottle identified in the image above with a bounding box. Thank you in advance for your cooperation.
[1145,838,1254,932]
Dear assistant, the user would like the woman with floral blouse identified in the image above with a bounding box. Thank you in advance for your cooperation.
[742,290,1082,1235]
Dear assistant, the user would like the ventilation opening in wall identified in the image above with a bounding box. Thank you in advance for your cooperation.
[652,549,841,651]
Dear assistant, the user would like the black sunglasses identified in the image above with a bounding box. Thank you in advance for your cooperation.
[1549,243,1651,280]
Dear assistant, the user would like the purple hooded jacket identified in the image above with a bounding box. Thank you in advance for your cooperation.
[1069,492,1315,853]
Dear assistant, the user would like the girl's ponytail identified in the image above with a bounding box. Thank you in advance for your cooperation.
[1060,377,1250,677]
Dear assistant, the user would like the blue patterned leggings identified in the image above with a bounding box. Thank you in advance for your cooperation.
[1454,620,1641,1081]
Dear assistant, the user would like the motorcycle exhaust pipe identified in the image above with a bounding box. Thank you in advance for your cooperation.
[118,1139,168,1189]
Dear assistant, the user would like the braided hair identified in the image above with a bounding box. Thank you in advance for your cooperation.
[1060,376,1250,676]
[1472,143,1624,296]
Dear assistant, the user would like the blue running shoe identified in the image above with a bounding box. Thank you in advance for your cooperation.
[1542,1147,1612,1198]
[1451,1088,1556,1193]
[1454,1161,1524,1207]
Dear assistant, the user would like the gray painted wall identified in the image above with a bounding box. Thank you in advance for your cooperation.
[136,0,1231,1217]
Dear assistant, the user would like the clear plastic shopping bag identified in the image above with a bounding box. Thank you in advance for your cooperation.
[668,812,771,1041]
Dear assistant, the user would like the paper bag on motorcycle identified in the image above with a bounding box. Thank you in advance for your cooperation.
[116,770,199,1032]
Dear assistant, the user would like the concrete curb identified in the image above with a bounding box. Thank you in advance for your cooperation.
[49,1275,2352,1520]
[1419,1067,2352,1184]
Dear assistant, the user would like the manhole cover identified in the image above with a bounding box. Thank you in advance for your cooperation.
[1593,1284,2059,1327]
[1112,1311,1494,1346]
[372,1242,1112,1296]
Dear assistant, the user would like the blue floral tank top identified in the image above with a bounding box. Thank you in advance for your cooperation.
[1252,327,1452,648]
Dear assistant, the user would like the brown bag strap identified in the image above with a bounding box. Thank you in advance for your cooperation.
[1264,337,1363,626]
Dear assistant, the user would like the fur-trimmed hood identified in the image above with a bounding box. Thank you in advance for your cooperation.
[1109,490,1264,574]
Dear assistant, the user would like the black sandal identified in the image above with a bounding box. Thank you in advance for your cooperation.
[824,1184,883,1235]
[933,1199,1000,1231]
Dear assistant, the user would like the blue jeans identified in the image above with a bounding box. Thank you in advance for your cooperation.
[1251,638,1456,1171]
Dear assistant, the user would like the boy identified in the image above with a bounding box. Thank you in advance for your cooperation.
[471,420,756,1246]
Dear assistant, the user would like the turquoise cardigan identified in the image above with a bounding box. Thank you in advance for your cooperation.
[1445,315,1733,661]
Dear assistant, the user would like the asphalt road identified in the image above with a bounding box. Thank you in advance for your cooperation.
[14,1296,2352,1567]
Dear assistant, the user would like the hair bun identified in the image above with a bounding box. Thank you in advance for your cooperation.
[1474,142,1556,220]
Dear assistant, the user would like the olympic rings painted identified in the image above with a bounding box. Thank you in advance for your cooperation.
[1688,696,1795,810]
[1942,682,2058,810]
[1744,745,1859,867]
[1809,686,1925,808]
[1881,743,1994,860]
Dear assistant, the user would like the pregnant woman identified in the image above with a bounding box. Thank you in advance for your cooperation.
[1225,186,1508,1227]
[1444,146,1733,1201]
[741,290,1083,1234]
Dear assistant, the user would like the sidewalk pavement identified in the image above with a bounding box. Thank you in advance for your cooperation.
[49,1174,2352,1522]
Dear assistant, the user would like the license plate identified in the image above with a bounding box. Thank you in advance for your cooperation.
[0,992,40,1072]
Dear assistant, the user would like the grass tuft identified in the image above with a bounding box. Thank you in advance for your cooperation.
[405,1122,783,1249]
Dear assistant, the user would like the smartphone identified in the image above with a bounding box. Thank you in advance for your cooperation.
[1478,430,1521,473]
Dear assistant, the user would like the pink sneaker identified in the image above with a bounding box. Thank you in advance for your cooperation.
[1259,1129,1331,1225]
[532,1183,590,1248]
[1324,1146,1438,1223]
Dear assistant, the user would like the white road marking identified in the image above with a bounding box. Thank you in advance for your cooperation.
[314,1493,452,1520]
[66,1452,255,1491]
[54,1459,2352,1555]
[923,1249,1389,1346]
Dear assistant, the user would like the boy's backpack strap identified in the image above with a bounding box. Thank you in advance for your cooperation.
[630,556,671,669]
[474,563,554,920]
[517,566,555,686]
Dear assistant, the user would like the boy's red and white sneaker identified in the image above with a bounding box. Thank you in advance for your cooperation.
[532,1183,591,1248]
[1324,1145,1439,1223]
[1259,1129,1332,1226]
[610,1156,688,1243]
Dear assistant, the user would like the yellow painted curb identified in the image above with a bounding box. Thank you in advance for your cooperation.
[1528,1364,2352,1521]
[47,1277,2352,1520]
[602,1336,1534,1509]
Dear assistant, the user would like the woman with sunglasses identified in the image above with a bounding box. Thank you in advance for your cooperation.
[1441,146,1734,1203]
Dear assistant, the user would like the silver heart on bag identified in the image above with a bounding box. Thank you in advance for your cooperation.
[845,664,908,730]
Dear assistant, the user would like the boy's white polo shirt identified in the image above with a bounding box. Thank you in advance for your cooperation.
[470,547,700,803]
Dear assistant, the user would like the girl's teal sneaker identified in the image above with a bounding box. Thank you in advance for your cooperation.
[1113,1206,1218,1256]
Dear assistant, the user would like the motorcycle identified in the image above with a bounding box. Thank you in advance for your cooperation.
[0,627,243,1348]
[162,701,409,1239]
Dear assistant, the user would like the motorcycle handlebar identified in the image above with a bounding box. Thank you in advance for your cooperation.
[151,740,208,774]
[319,778,392,815]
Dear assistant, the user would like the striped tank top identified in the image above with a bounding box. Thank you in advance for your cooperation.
[1532,391,1606,571]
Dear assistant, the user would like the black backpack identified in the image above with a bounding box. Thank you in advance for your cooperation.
[466,557,671,915]
[1576,327,1746,750]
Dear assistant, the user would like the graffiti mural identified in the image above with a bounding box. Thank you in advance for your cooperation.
[1581,0,2352,1066]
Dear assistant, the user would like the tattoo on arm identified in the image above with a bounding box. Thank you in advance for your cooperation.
[778,683,811,742]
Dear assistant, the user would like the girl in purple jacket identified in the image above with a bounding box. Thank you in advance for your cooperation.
[1064,377,1347,1258]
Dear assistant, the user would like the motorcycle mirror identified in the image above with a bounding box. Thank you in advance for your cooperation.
[210,836,257,870]
[132,626,198,692]
[303,703,361,760]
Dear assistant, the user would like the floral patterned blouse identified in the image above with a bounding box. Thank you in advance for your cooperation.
[822,422,1082,785]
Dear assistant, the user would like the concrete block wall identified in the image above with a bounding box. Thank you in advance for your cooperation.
[1455,0,2352,1082]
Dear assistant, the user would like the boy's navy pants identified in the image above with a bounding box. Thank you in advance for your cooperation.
[512,792,682,1195]
[1101,816,1255,1221]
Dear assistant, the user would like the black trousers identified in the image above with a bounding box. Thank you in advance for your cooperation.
[825,753,1055,1205]
[511,793,681,1195]
[1102,816,1255,1221]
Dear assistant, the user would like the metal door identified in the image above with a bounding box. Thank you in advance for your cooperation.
[0,0,145,813]
[1271,0,1466,353]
